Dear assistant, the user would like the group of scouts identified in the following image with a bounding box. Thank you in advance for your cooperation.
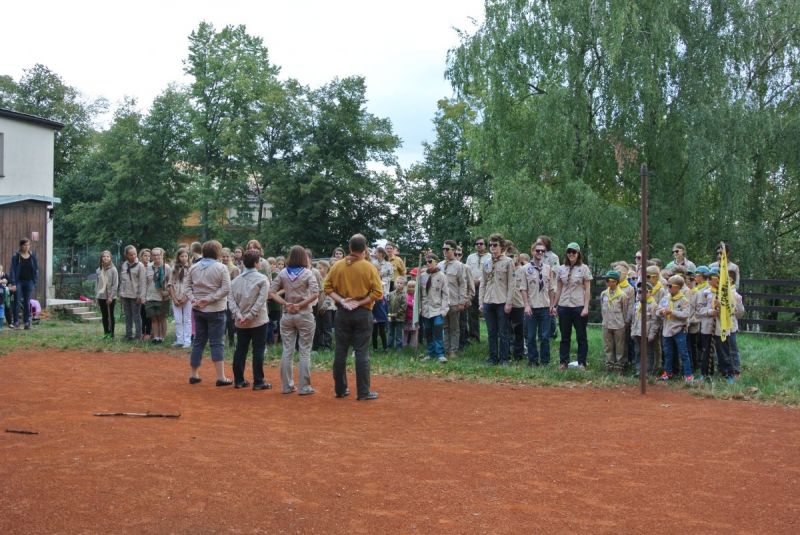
[599,242,744,384]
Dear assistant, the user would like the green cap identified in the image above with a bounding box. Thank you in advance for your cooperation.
[566,242,580,252]
[605,270,620,281]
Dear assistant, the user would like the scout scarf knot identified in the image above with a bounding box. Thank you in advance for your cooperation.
[606,286,624,305]
[425,265,440,292]
[153,265,165,289]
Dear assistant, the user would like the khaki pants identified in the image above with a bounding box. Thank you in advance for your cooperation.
[443,306,461,354]
[603,327,627,368]
[280,311,315,392]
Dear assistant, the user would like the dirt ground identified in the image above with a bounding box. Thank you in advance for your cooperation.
[1,351,798,534]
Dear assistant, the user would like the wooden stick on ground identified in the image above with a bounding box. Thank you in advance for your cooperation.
[93,412,181,418]
[6,429,39,435]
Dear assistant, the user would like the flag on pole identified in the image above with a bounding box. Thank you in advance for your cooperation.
[412,254,422,327]
[718,243,735,341]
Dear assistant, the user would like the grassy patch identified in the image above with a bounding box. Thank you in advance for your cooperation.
[1,318,798,405]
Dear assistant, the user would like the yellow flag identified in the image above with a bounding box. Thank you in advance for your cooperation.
[718,245,735,341]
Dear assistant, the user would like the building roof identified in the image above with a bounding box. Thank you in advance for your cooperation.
[0,195,61,206]
[0,108,64,130]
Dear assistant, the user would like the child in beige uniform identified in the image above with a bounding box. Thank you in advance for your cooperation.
[600,270,630,371]
[657,275,694,382]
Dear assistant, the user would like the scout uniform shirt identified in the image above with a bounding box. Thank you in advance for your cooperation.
[657,291,691,337]
[438,258,468,309]
[479,255,515,306]
[420,269,449,318]
[518,261,555,309]
[600,286,629,330]
[557,264,593,308]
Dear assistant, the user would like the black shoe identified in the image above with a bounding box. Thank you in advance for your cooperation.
[335,388,351,398]
[24,323,31,330]
[485,359,498,366]
[357,392,379,401]
[235,380,251,389]
[252,382,272,391]
[215,379,233,387]
[189,377,202,384]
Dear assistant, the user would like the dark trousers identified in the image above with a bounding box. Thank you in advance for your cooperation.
[458,307,469,349]
[508,306,525,359]
[699,333,715,377]
[632,336,655,376]
[468,285,481,341]
[313,308,333,350]
[372,321,387,350]
[688,331,702,372]
[190,309,226,367]
[225,307,236,346]
[333,307,373,397]
[524,307,551,365]
[140,304,152,336]
[97,298,116,336]
[558,305,589,365]
[483,302,510,364]
[714,335,734,377]
[233,323,267,385]
[12,279,34,326]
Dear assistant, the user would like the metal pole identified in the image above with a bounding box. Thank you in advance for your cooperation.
[640,164,649,394]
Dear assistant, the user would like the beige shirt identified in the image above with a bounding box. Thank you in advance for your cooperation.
[656,292,691,337]
[479,255,515,306]
[600,288,629,330]
[270,268,320,312]
[228,269,269,328]
[557,264,593,307]
[511,266,525,308]
[466,252,491,282]
[145,263,172,302]
[630,298,658,339]
[95,266,118,300]
[186,259,231,313]
[420,270,449,318]
[518,261,555,309]
[168,265,191,304]
[119,260,147,300]
[438,259,468,308]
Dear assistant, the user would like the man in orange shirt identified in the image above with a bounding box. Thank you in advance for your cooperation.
[324,234,383,400]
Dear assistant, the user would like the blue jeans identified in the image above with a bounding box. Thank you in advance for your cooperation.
[12,280,35,326]
[190,309,227,368]
[483,303,510,363]
[388,320,404,349]
[422,315,444,358]
[558,306,589,365]
[662,331,692,377]
[729,333,740,374]
[524,307,551,364]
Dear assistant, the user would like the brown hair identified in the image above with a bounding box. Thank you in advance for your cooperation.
[488,233,505,250]
[98,250,112,269]
[287,245,309,268]
[349,234,368,253]
[246,239,263,252]
[242,250,261,269]
[201,240,222,260]
[173,248,190,281]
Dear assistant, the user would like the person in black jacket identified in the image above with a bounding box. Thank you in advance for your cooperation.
[8,238,39,330]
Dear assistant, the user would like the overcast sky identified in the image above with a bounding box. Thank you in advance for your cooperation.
[1,0,485,168]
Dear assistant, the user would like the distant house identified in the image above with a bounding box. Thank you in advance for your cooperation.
[0,108,63,306]
[179,198,273,244]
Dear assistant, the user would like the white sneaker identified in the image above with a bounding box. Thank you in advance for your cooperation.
[438,356,448,363]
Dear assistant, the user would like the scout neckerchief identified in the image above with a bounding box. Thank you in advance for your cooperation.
[693,281,708,293]
[618,278,630,290]
[606,286,624,306]
[648,280,662,299]
[126,260,139,280]
[286,266,306,282]
[153,264,165,289]
[668,291,685,314]
[425,264,440,293]
[527,261,545,292]
[484,255,503,284]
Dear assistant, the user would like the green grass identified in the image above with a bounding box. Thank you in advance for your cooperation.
[1,318,798,405]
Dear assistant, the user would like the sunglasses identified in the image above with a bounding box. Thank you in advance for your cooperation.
[672,250,682,254]
[442,247,451,251]
[534,249,545,253]
[566,250,578,255]
[489,243,500,248]
[455,253,463,257]
[475,242,485,246]
[635,256,642,260]
[426,258,436,264]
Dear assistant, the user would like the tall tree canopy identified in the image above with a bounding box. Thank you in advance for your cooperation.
[446,0,800,274]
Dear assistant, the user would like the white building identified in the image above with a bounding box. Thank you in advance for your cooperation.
[0,108,63,305]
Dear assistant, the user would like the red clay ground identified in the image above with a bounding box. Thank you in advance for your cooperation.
[1,351,798,534]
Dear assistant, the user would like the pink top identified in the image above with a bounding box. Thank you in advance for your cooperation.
[405,293,415,323]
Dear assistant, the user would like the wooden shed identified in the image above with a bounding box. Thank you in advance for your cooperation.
[0,195,58,306]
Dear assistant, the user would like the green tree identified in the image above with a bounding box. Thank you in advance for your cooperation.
[446,0,800,273]
[184,22,281,241]
[66,89,193,248]
[267,76,401,254]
